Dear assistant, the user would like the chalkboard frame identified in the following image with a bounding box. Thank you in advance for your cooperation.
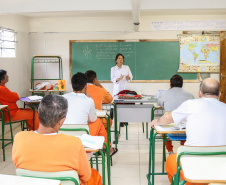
[69,40,200,83]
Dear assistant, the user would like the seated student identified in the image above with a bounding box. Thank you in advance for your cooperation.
[85,70,113,128]
[63,72,117,156]
[158,74,194,155]
[151,78,226,185]
[85,70,113,110]
[12,94,102,185]
[0,69,39,130]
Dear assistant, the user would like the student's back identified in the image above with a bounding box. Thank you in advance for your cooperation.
[158,87,194,112]
[87,84,113,110]
[173,97,226,146]
[63,92,97,124]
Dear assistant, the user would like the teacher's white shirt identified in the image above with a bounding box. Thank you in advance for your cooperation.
[111,65,133,96]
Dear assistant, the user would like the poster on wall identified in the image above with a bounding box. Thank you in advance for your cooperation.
[178,35,220,73]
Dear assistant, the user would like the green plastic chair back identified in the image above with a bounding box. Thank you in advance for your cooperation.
[16,168,79,185]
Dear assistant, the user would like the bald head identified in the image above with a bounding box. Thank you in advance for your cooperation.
[199,78,220,97]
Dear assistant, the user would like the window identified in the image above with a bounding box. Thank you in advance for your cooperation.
[0,27,16,57]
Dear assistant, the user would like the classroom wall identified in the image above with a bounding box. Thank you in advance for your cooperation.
[0,15,30,135]
[29,14,222,98]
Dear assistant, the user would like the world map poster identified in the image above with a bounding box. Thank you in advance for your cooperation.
[178,35,220,73]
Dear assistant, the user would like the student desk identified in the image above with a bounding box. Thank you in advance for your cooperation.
[0,174,61,185]
[147,124,186,185]
[180,154,226,185]
[113,96,157,147]
[21,100,40,130]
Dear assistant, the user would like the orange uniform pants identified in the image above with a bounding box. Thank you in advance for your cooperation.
[89,118,109,146]
[166,153,208,185]
[5,109,39,131]
[165,140,185,152]
[87,168,102,185]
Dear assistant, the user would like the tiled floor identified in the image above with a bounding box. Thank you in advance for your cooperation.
[0,123,182,185]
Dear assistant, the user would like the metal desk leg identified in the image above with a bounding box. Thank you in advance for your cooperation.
[146,122,148,139]
[113,103,118,148]
[104,142,111,185]
[147,127,154,185]
[99,150,106,185]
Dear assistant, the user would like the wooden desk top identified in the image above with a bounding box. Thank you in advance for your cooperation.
[0,174,61,185]
[152,103,163,109]
[181,155,226,183]
[0,105,8,110]
[154,123,186,134]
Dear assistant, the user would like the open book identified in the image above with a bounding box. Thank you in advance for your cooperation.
[76,134,105,150]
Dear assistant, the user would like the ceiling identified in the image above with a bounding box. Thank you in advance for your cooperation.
[1,0,226,18]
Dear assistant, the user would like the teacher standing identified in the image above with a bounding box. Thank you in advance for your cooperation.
[111,53,133,96]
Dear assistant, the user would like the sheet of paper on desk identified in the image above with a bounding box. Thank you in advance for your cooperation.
[155,123,183,131]
[76,134,104,150]
[95,110,106,117]
[27,95,43,101]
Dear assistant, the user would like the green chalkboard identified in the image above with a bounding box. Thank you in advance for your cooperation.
[71,41,197,81]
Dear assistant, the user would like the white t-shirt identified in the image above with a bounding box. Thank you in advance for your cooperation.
[63,92,97,124]
[111,64,133,96]
[172,98,226,146]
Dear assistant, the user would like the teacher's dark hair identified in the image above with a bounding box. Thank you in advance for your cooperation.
[38,94,68,128]
[170,75,183,88]
[71,72,87,91]
[115,53,124,64]
[0,69,7,83]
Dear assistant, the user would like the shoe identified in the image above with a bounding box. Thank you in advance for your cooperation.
[169,151,174,155]
[120,122,124,127]
[110,148,118,157]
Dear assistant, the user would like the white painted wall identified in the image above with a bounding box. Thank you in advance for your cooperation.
[0,15,30,100]
[29,14,222,98]
[0,15,30,134]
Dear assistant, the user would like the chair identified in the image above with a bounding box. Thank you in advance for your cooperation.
[59,124,89,136]
[16,168,79,185]
[0,105,28,161]
[173,146,226,185]
[59,124,110,185]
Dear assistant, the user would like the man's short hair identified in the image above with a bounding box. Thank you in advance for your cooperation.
[71,72,87,91]
[0,69,7,83]
[200,79,220,96]
[85,70,97,83]
[170,75,183,88]
[38,94,68,128]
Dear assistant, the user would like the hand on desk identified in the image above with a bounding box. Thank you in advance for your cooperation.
[151,119,159,128]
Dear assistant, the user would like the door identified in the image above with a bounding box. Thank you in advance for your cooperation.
[220,31,226,103]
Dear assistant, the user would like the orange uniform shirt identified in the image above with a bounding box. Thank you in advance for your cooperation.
[12,131,91,185]
[0,85,19,116]
[87,84,113,110]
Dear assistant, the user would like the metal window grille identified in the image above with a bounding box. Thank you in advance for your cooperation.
[0,27,17,57]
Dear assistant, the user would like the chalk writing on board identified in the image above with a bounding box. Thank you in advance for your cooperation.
[83,45,92,59]
[94,43,134,60]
